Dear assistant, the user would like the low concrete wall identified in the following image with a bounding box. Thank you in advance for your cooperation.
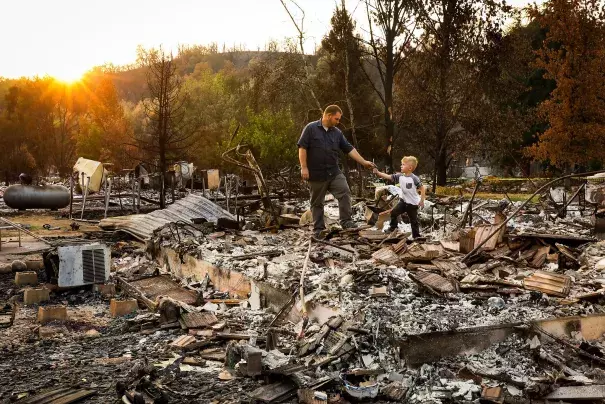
[158,247,313,322]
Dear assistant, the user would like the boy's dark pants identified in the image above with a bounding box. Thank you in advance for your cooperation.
[389,200,420,238]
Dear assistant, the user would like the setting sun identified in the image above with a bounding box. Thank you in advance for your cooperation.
[51,68,85,84]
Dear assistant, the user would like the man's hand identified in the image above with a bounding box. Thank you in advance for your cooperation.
[362,160,376,169]
[301,167,309,181]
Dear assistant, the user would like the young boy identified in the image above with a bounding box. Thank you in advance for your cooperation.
[373,156,426,238]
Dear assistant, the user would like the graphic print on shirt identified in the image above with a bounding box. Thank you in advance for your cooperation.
[391,173,422,205]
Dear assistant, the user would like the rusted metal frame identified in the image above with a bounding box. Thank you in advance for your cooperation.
[80,175,90,220]
[116,276,157,311]
[0,217,54,246]
[557,182,586,217]
[221,144,279,225]
[457,179,481,230]
[463,170,605,263]
[298,239,313,339]
[532,324,605,367]
[311,236,358,256]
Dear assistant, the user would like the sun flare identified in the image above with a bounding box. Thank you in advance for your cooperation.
[51,68,85,84]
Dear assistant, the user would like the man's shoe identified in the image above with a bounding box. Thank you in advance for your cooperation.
[341,221,359,230]
[313,230,323,239]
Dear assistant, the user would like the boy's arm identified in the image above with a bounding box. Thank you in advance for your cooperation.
[373,168,393,181]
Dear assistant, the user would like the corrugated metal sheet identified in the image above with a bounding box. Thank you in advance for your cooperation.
[99,193,235,240]
[180,312,219,329]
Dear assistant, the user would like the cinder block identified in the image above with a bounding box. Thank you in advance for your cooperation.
[37,305,67,323]
[15,271,38,286]
[23,288,50,305]
[25,260,44,271]
[93,284,116,297]
[110,299,138,317]
[245,347,263,377]
[39,326,62,339]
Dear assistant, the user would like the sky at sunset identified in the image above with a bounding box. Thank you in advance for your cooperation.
[2,0,538,81]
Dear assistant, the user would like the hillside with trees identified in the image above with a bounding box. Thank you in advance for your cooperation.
[1,0,604,189]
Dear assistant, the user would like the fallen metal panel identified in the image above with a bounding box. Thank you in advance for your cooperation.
[399,314,605,367]
[98,194,235,240]
[399,323,521,367]
[249,381,298,402]
[130,276,197,305]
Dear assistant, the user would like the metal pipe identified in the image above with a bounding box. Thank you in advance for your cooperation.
[69,175,73,219]
[104,178,112,219]
[81,176,90,220]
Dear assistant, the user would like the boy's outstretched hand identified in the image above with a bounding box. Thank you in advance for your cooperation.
[372,168,380,174]
[362,160,376,169]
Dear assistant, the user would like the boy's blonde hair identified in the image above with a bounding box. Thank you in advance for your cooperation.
[401,156,418,170]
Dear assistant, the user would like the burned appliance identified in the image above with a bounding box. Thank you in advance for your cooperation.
[44,243,110,287]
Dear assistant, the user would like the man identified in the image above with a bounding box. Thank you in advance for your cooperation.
[298,105,375,237]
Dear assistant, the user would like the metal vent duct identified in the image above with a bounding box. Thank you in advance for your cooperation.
[82,249,107,284]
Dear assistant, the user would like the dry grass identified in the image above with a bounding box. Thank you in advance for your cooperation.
[434,186,541,202]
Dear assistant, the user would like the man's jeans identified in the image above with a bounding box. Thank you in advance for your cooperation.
[309,173,352,232]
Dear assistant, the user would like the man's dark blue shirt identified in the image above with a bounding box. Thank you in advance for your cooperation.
[297,120,354,182]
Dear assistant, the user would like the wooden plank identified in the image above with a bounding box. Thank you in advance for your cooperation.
[474,225,499,251]
[51,390,96,404]
[524,271,571,297]
[372,247,400,265]
[393,239,408,254]
[530,246,550,268]
[411,272,456,293]
[19,388,72,403]
[359,230,388,241]
[459,228,476,253]
[506,232,596,244]
[545,385,605,400]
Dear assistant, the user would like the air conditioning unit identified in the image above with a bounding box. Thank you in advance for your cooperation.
[57,243,110,287]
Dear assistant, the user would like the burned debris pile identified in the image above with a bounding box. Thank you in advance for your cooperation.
[3,171,605,403]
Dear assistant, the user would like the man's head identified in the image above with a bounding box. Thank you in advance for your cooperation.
[322,105,342,128]
[401,156,418,174]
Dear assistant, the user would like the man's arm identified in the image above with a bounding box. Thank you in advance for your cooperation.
[299,148,309,180]
[347,149,375,169]
[297,125,311,180]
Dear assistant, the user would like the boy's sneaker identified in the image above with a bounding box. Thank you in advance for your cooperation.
[385,224,397,233]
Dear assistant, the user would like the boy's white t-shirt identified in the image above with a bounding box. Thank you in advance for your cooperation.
[391,173,422,205]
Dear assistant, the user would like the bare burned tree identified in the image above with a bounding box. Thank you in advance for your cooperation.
[362,0,417,171]
[279,0,323,117]
[139,48,194,208]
